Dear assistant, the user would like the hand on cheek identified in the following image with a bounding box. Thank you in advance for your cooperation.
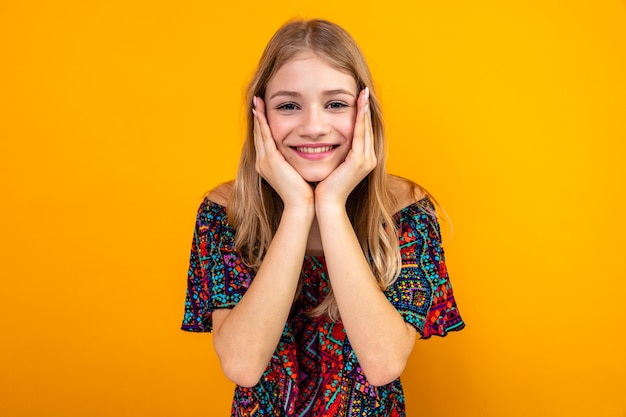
[315,87,377,209]
[253,96,314,209]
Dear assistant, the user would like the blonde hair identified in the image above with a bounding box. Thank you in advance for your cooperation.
[228,18,401,320]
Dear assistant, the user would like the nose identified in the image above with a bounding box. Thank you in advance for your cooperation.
[297,107,330,139]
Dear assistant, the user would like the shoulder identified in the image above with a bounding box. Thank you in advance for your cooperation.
[388,175,442,242]
[387,174,426,213]
[194,181,234,226]
[193,182,235,237]
[206,180,235,207]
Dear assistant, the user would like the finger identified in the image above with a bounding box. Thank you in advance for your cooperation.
[352,87,369,155]
[363,95,374,159]
[252,99,266,159]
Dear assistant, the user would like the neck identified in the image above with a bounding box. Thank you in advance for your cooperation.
[305,216,324,256]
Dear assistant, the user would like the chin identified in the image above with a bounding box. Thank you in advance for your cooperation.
[300,171,332,184]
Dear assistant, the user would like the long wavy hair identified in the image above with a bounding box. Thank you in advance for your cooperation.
[228,18,402,320]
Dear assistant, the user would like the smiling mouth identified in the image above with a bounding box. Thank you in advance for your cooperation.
[294,146,335,154]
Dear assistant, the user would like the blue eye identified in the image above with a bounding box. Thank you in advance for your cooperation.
[277,103,298,111]
[327,101,348,109]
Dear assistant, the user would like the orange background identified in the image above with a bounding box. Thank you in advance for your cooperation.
[1,1,625,416]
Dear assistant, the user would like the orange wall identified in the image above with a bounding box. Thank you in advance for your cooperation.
[1,1,625,416]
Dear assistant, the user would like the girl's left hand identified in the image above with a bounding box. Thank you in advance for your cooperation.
[314,87,376,209]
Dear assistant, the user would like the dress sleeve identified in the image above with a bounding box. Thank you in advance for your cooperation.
[181,199,253,332]
[384,198,465,339]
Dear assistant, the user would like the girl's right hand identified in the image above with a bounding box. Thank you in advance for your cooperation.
[253,96,314,210]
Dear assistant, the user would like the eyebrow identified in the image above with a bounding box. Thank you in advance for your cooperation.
[268,89,356,100]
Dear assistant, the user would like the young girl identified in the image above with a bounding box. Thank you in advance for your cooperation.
[182,18,464,416]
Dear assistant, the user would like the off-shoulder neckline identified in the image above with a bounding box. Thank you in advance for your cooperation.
[204,195,432,217]
[203,196,433,260]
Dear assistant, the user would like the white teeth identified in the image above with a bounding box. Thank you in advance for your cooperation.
[296,146,333,154]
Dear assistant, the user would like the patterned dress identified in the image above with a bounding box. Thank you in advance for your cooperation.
[182,197,464,416]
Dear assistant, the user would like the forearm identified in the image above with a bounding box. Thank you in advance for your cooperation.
[213,205,314,386]
[317,204,416,386]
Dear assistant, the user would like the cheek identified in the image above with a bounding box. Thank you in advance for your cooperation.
[266,114,290,144]
[337,114,356,141]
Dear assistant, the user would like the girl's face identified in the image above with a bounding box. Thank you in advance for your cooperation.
[264,51,358,183]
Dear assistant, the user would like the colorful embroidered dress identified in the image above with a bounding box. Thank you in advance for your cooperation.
[182,197,464,416]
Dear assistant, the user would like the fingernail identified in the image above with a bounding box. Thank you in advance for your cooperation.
[362,103,369,114]
[365,87,370,101]
[253,96,257,108]
[252,108,258,117]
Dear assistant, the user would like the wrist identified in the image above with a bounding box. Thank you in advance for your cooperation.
[315,199,347,221]
[282,201,315,223]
